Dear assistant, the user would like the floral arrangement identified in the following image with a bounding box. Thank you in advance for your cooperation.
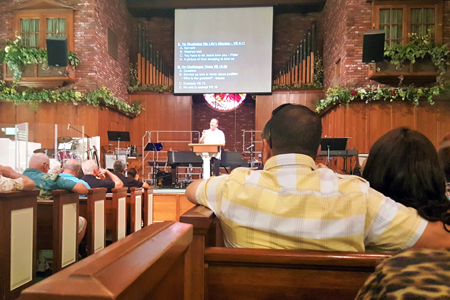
[0,82,143,116]
[0,35,81,82]
[316,85,442,113]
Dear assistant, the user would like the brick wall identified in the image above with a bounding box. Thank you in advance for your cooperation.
[0,0,135,101]
[192,97,255,152]
[92,0,136,100]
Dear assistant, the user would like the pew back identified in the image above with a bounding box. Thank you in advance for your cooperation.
[79,188,107,255]
[20,221,193,300]
[37,190,79,273]
[180,206,391,300]
[0,190,39,300]
[204,247,389,300]
[105,187,128,242]
[142,186,154,227]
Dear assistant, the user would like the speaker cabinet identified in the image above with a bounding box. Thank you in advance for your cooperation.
[362,30,385,63]
[46,38,68,67]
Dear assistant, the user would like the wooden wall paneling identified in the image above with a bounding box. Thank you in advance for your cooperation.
[273,92,290,108]
[392,102,416,131]
[55,103,79,141]
[0,101,16,125]
[153,195,177,222]
[129,94,148,148]
[174,95,192,150]
[435,101,450,147]
[74,104,99,141]
[255,95,273,132]
[15,104,37,145]
[34,103,57,148]
[97,108,111,154]
[367,103,393,150]
[416,103,439,147]
[0,102,17,140]
[344,102,367,153]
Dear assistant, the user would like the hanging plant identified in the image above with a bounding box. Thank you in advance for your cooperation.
[0,35,81,83]
[383,32,450,80]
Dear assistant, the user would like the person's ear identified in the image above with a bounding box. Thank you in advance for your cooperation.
[316,144,321,157]
[262,139,273,165]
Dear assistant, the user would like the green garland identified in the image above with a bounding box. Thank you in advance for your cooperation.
[384,33,450,79]
[128,84,173,93]
[0,36,81,82]
[316,85,443,113]
[0,82,143,116]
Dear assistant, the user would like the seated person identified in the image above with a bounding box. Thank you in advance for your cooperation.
[23,153,88,272]
[356,249,450,299]
[60,159,91,189]
[0,165,35,191]
[24,153,88,200]
[48,159,62,175]
[186,104,450,252]
[438,133,450,198]
[81,160,123,193]
[362,128,450,228]
[112,161,149,192]
[127,167,139,180]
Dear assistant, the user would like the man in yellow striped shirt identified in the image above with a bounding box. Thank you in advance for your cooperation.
[186,104,450,252]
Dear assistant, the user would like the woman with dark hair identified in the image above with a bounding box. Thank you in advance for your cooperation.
[362,127,450,228]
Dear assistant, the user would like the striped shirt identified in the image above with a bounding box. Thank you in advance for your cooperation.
[196,153,427,252]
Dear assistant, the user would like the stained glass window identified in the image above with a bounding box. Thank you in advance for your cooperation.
[204,94,247,112]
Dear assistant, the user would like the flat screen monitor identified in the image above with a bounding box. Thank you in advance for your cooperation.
[174,7,273,94]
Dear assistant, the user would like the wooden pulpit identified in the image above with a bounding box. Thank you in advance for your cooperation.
[188,143,222,179]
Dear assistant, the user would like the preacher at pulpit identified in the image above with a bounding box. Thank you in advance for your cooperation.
[199,118,225,176]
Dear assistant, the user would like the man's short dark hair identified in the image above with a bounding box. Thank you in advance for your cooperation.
[113,160,125,173]
[270,104,322,158]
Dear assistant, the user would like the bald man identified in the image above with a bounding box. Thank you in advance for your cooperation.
[60,159,91,190]
[23,153,88,200]
[24,153,88,272]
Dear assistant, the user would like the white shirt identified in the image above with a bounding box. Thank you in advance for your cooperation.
[203,129,225,159]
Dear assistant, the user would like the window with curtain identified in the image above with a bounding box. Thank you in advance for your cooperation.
[47,18,67,39]
[20,18,40,48]
[375,1,442,44]
[14,9,74,51]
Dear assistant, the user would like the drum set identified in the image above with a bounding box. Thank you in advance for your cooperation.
[34,136,85,162]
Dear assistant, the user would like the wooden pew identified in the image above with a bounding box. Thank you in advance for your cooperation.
[0,190,39,300]
[105,187,127,242]
[79,188,107,255]
[37,190,80,274]
[19,221,193,300]
[142,186,154,227]
[127,187,143,234]
[180,206,391,300]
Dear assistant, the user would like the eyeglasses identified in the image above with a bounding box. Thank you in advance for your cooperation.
[268,103,292,149]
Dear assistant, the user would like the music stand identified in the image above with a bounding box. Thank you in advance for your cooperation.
[320,138,348,162]
[144,143,163,184]
[107,131,130,159]
[144,143,163,152]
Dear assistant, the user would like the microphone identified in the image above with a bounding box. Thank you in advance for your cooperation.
[246,144,254,150]
[67,123,70,130]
